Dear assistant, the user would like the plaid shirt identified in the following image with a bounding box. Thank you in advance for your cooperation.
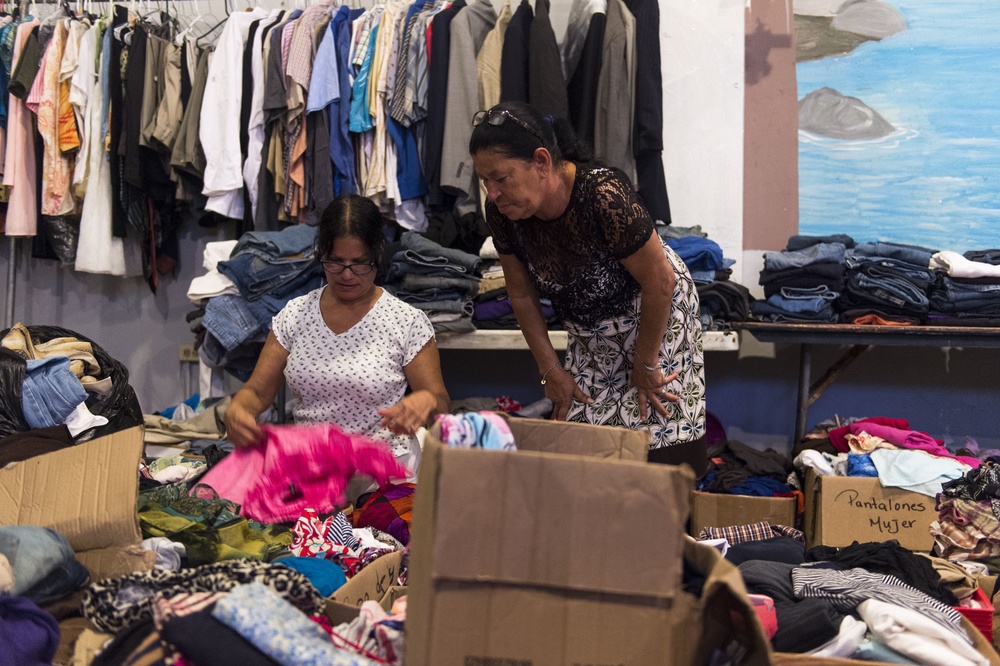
[697,520,804,545]
[931,495,1000,561]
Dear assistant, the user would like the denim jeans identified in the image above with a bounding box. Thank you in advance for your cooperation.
[763,243,846,271]
[410,299,475,315]
[852,241,936,268]
[389,288,464,303]
[751,300,838,323]
[402,272,480,296]
[847,273,929,311]
[786,234,856,251]
[964,249,1000,266]
[199,334,263,383]
[847,255,934,289]
[203,294,264,352]
[22,357,87,430]
[218,253,321,301]
[0,526,89,604]
[664,236,724,272]
[779,285,839,300]
[766,294,833,314]
[400,231,481,273]
[385,259,468,282]
[231,223,317,257]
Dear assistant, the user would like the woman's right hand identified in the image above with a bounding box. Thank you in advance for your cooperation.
[223,401,264,449]
[544,367,593,421]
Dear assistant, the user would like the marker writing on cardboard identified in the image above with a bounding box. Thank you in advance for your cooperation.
[834,489,923,534]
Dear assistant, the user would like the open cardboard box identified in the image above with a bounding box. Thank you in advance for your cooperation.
[690,491,798,537]
[0,425,154,580]
[804,469,936,551]
[406,418,772,666]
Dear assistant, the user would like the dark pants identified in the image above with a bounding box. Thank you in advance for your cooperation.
[647,434,708,478]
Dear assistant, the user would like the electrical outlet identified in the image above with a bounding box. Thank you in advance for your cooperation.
[179,344,199,362]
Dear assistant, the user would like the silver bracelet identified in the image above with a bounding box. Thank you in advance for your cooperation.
[640,360,660,372]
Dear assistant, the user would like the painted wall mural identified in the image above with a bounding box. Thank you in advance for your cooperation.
[796,0,1000,252]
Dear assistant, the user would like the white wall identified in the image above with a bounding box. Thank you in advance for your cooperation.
[661,0,745,283]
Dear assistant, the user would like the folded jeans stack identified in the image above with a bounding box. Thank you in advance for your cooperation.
[383,231,481,336]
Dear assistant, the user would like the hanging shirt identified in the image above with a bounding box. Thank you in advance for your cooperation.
[69,21,99,198]
[76,19,126,277]
[243,10,282,221]
[37,19,77,215]
[200,8,269,220]
[3,20,41,237]
[439,0,496,216]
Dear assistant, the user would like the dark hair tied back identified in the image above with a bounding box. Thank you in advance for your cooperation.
[316,195,387,268]
[469,101,595,166]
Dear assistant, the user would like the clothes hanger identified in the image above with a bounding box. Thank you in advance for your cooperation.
[195,0,228,43]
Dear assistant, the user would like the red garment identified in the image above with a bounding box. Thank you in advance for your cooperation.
[828,417,910,452]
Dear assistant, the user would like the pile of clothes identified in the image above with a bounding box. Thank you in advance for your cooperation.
[383,232,482,336]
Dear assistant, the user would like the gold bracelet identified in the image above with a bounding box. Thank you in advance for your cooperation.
[540,363,560,385]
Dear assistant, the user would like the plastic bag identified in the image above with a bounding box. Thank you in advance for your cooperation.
[0,325,142,442]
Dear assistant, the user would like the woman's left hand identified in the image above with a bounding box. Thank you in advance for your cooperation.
[378,391,436,436]
[631,367,680,420]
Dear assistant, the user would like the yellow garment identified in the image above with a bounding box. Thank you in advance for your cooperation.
[1,322,101,378]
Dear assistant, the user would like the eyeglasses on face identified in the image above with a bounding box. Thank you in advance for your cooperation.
[472,109,547,147]
[320,260,376,275]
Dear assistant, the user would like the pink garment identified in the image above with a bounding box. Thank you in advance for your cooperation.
[3,21,41,237]
[847,421,980,468]
[829,417,910,452]
[196,423,408,524]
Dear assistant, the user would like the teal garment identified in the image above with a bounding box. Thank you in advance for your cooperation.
[870,448,968,497]
[274,556,346,597]
[348,24,378,133]
[0,20,18,126]
[852,637,919,664]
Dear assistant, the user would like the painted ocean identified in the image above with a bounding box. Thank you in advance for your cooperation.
[796,0,1000,253]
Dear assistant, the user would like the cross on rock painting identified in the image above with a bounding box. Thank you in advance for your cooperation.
[795,0,1000,251]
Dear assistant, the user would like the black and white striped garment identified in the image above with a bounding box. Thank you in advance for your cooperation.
[791,564,968,639]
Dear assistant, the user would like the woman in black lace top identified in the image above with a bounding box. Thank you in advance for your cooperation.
[469,102,707,473]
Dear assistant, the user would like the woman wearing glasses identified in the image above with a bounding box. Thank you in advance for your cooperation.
[224,195,450,465]
[470,101,706,473]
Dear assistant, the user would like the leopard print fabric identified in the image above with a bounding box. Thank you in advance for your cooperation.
[82,558,324,633]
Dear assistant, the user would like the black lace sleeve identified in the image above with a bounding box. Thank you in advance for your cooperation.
[590,169,655,259]
[484,201,516,255]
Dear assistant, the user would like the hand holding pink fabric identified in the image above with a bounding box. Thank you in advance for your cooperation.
[195,422,408,524]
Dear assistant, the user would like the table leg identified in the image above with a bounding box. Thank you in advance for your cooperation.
[795,343,812,444]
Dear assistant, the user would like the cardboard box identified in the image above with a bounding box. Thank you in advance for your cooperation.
[804,470,937,551]
[0,425,153,579]
[774,615,1000,665]
[690,491,798,537]
[406,419,772,666]
[504,416,651,462]
[325,549,405,625]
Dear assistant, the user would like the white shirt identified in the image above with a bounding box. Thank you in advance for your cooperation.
[272,287,434,456]
[201,8,270,219]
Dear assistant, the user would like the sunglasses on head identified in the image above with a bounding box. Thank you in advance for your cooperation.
[472,109,547,147]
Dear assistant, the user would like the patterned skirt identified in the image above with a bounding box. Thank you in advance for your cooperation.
[563,245,706,449]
